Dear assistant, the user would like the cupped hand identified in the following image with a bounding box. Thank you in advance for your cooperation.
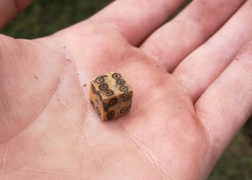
[1,0,252,179]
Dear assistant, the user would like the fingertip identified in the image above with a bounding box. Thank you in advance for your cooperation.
[0,0,34,29]
[15,0,34,13]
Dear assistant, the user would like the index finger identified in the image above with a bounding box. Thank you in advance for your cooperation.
[0,0,34,29]
[72,0,187,46]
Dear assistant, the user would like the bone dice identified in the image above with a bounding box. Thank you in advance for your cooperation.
[90,72,133,121]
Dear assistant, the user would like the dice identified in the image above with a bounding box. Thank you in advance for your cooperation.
[90,72,133,121]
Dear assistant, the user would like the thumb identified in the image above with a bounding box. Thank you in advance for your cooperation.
[0,35,65,143]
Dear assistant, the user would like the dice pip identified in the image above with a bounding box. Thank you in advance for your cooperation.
[90,72,133,121]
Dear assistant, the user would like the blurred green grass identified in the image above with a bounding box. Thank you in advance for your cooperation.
[0,0,113,38]
[1,1,251,179]
[210,129,252,180]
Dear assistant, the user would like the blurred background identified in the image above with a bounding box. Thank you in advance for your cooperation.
[1,0,251,179]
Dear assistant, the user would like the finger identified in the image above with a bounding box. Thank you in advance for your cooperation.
[173,1,252,102]
[71,0,187,46]
[196,40,252,161]
[140,0,245,71]
[0,0,34,29]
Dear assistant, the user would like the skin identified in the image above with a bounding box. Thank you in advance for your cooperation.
[0,0,252,179]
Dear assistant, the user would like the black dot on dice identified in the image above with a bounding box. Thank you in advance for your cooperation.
[116,79,125,85]
[107,111,115,119]
[99,83,108,90]
[91,84,96,94]
[109,98,117,106]
[103,103,109,111]
[105,90,114,96]
[120,107,129,114]
[112,73,121,79]
[95,77,104,84]
[122,94,131,102]
[98,93,102,101]
[96,107,101,116]
[119,86,128,92]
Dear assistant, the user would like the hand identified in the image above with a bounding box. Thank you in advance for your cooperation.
[1,0,252,179]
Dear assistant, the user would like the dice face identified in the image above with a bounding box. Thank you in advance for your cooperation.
[90,72,133,121]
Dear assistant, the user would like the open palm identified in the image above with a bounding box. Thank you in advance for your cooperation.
[1,0,252,179]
